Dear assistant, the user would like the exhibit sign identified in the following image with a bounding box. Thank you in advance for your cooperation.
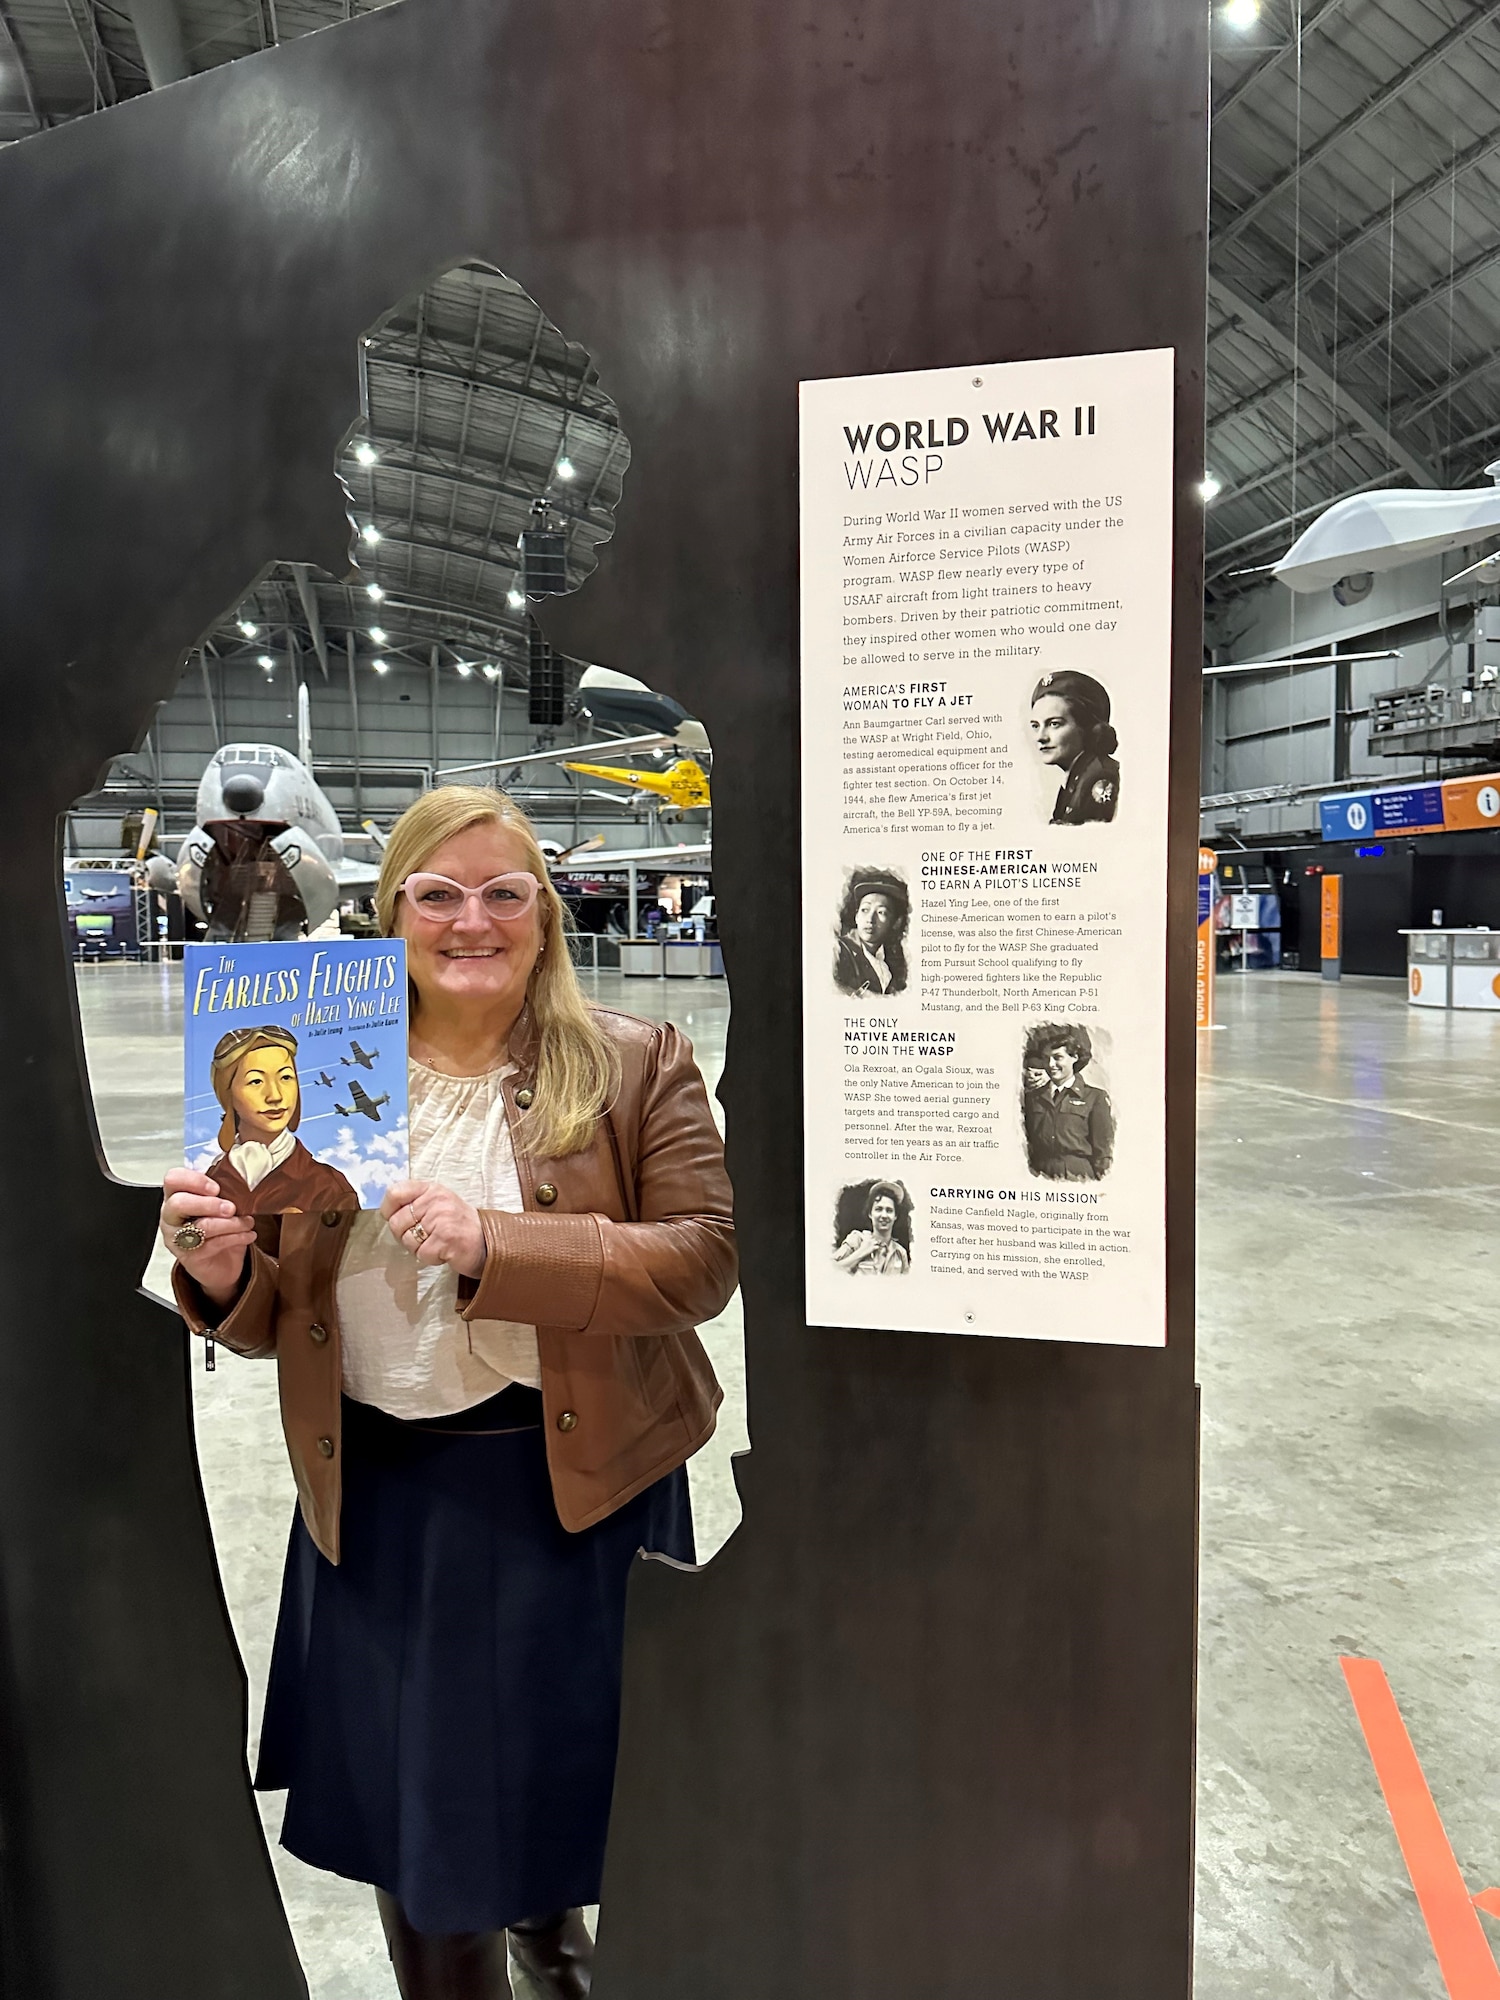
[800,348,1175,1344]
[1320,875,1343,980]
[1320,773,1500,841]
[1197,848,1217,1031]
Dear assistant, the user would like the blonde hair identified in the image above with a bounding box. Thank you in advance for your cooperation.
[375,786,619,1158]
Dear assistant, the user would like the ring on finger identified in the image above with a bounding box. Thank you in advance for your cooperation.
[408,1222,428,1247]
[173,1221,206,1252]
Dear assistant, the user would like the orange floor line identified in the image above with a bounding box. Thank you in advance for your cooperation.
[1341,1657,1500,1998]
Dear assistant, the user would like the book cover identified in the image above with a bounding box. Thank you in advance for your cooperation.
[184,939,408,1214]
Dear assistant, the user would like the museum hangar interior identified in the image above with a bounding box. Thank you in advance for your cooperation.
[3,0,1500,1994]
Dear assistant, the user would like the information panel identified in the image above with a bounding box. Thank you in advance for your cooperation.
[800,350,1175,1343]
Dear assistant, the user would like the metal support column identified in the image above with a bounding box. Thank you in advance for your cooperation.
[1332,641,1352,784]
[197,646,221,747]
[628,861,638,938]
[430,644,441,780]
[346,631,363,820]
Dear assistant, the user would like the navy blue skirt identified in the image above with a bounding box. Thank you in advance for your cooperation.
[255,1386,694,1935]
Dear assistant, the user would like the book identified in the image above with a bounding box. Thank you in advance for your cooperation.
[184,939,408,1214]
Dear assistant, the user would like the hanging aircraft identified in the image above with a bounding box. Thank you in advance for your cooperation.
[336,1079,390,1122]
[561,754,711,812]
[570,663,710,754]
[342,1041,378,1070]
[1274,460,1500,595]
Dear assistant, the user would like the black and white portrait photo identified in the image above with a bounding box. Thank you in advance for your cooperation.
[832,1177,912,1275]
[1021,1022,1115,1181]
[1028,670,1120,825]
[833,868,910,996]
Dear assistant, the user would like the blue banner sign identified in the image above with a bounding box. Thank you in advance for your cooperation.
[1321,782,1448,841]
[1373,784,1444,832]
[1320,792,1374,841]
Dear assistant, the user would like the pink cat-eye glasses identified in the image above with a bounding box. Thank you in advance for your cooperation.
[399,872,541,923]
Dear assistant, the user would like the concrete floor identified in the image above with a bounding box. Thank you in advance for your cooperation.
[73,959,1500,1994]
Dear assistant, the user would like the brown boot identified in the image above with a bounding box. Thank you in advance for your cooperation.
[507,1910,594,1998]
[376,1889,513,1999]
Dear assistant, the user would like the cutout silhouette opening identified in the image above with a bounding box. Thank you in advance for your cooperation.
[65,259,744,1999]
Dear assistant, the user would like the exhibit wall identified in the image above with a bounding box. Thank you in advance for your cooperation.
[0,1,1207,1995]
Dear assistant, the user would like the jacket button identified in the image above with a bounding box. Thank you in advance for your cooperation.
[535,1182,558,1206]
[316,1435,335,1458]
[308,1322,329,1345]
[515,1086,535,1109]
[321,1210,342,1228]
[557,1410,578,1433]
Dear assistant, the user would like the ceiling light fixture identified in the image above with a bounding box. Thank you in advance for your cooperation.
[372,657,389,674]
[455,662,473,678]
[555,456,576,482]
[360,523,382,546]
[507,586,526,609]
[353,441,378,467]
[366,582,385,603]
[1222,0,1258,26]
[1199,474,1223,502]
[237,618,258,638]
[369,626,388,645]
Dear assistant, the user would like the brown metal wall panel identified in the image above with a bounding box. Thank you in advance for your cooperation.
[0,0,1205,1991]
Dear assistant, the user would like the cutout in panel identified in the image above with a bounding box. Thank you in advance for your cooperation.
[65,260,742,1997]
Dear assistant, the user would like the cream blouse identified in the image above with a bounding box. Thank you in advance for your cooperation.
[337,1058,541,1418]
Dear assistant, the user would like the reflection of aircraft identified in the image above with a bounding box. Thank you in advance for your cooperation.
[342,1041,378,1070]
[561,755,711,811]
[335,1080,390,1121]
[316,1070,337,1089]
[151,687,381,935]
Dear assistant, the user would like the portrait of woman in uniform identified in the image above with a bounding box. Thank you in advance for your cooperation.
[833,868,910,996]
[205,1024,360,1215]
[1020,1022,1115,1182]
[1028,670,1120,825]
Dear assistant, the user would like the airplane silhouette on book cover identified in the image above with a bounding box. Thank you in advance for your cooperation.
[342,1040,378,1070]
[336,1078,390,1122]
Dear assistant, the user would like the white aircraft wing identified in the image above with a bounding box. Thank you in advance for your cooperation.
[334,857,383,893]
[551,842,711,870]
[436,734,675,778]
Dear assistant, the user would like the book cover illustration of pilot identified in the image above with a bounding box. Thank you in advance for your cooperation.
[183,938,409,1213]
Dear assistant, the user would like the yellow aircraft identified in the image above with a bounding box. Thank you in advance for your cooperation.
[561,756,711,812]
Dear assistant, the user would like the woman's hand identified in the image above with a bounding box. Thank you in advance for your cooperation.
[381,1181,486,1280]
[160,1168,256,1309]
[833,1228,878,1272]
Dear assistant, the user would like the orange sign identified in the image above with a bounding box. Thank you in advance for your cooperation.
[1320,874,1342,966]
[1196,848,1216,1029]
[1439,775,1500,833]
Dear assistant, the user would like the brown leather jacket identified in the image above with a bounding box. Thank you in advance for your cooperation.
[173,1007,736,1562]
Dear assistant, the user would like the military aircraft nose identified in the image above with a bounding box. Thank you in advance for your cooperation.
[222,773,266,815]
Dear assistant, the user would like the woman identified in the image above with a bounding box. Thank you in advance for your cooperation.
[1020,1022,1115,1181]
[833,871,909,995]
[1028,670,1120,825]
[203,1023,359,1215]
[160,787,737,2000]
[833,1180,911,1275]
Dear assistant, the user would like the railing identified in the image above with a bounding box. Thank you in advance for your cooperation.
[567,933,623,973]
[1370,681,1500,743]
